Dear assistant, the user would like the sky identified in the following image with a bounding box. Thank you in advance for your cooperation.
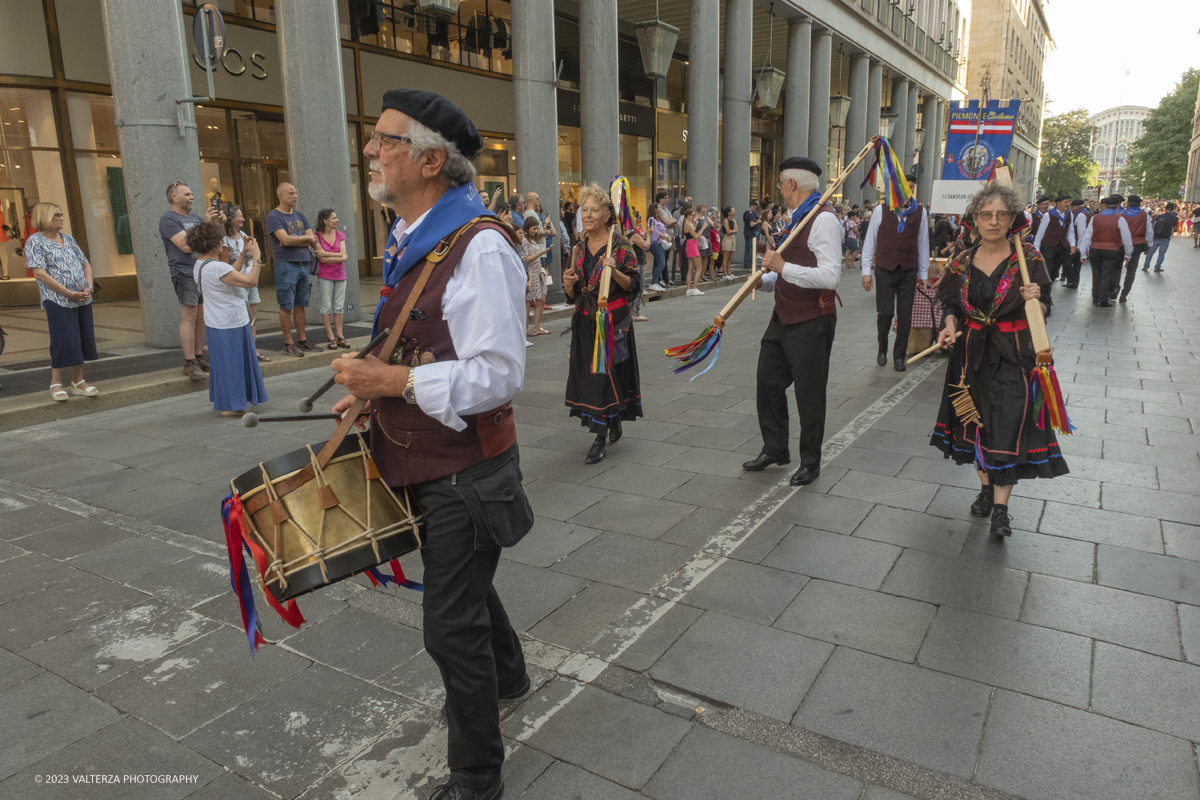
[1039,0,1197,117]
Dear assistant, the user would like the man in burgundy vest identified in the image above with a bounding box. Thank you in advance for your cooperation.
[1065,198,1089,288]
[860,178,931,371]
[1113,194,1153,302]
[1079,195,1132,307]
[332,89,530,800]
[1032,193,1076,311]
[742,156,843,486]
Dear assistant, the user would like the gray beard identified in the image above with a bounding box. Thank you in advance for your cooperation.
[367,161,395,204]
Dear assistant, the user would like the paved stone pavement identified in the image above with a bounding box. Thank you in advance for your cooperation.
[1,241,1198,800]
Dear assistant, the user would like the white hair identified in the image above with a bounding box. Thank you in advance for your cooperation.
[407,119,477,187]
[781,168,820,194]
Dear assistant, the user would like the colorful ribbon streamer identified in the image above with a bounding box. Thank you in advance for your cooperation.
[860,137,914,212]
[664,323,723,380]
[1028,364,1076,436]
[365,559,424,592]
[591,308,613,374]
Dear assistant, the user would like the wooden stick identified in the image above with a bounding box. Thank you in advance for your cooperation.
[750,238,758,302]
[906,330,961,364]
[991,159,1052,359]
[598,225,615,311]
[713,135,881,328]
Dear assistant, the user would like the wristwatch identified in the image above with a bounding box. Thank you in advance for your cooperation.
[403,368,417,404]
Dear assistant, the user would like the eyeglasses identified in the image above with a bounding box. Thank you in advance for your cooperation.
[976,211,1013,222]
[369,130,412,150]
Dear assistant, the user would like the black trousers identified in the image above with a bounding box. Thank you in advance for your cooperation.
[874,268,918,360]
[1041,241,1069,305]
[756,312,837,469]
[1116,243,1149,298]
[1064,247,1083,287]
[411,447,530,790]
[1089,248,1123,304]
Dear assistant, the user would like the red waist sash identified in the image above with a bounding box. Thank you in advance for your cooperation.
[966,318,1028,333]
[581,297,627,315]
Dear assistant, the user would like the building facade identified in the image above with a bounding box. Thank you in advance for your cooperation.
[962,0,1050,201]
[1182,82,1200,203]
[1,0,967,345]
[1088,106,1150,196]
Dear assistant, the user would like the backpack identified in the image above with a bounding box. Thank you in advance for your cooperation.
[1152,214,1174,239]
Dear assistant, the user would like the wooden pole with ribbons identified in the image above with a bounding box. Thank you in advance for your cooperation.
[592,177,632,374]
[991,160,1052,357]
[665,134,881,378]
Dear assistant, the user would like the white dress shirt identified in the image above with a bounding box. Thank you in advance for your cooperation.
[1079,213,1133,255]
[1072,212,1090,259]
[1032,209,1077,251]
[758,210,843,293]
[1134,208,1154,247]
[389,212,528,432]
[860,205,931,280]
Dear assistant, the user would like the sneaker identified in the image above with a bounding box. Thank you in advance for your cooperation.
[694,288,705,295]
[526,340,534,348]
[282,343,304,358]
[183,360,208,381]
[649,283,664,292]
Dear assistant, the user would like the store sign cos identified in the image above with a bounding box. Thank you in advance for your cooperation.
[191,47,268,79]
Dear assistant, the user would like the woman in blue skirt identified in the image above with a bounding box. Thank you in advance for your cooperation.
[186,221,268,417]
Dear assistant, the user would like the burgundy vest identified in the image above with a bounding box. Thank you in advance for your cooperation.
[873,206,921,271]
[1126,210,1148,245]
[370,220,519,486]
[1038,211,1068,248]
[1090,213,1123,252]
[774,205,839,326]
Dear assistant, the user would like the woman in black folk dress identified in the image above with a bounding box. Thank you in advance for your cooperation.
[563,182,643,465]
[932,183,1070,537]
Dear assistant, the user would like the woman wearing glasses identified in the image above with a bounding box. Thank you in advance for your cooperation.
[931,183,1069,538]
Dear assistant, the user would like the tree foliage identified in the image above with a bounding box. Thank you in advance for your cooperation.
[1037,107,1099,198]
[1126,68,1200,199]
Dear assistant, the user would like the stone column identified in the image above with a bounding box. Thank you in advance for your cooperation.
[721,0,752,216]
[278,0,361,323]
[783,18,811,157]
[844,55,870,208]
[687,0,720,204]
[918,96,941,204]
[865,61,883,204]
[890,76,909,159]
[808,29,832,187]
[905,83,920,174]
[101,0,201,348]
[513,0,563,282]
[580,0,619,184]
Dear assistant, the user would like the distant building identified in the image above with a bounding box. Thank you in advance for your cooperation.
[963,0,1052,202]
[1088,106,1150,196]
[1185,82,1200,203]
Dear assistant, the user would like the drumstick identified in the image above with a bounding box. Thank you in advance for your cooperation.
[298,327,391,413]
[906,331,962,364]
[243,412,342,428]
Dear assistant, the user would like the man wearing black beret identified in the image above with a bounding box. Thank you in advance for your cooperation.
[1079,195,1132,307]
[1113,194,1153,302]
[859,173,931,370]
[742,156,843,486]
[332,88,531,800]
[1031,193,1076,307]
[1065,198,1089,288]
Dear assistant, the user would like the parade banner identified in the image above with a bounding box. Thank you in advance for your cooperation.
[941,100,1022,181]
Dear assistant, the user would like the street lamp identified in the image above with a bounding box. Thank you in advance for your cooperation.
[634,13,680,80]
[754,3,786,111]
[914,126,926,153]
[829,95,852,129]
[879,113,898,139]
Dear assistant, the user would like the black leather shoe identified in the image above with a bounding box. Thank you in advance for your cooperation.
[1065,283,1078,288]
[970,486,994,518]
[609,417,623,444]
[585,437,606,464]
[743,453,790,471]
[429,777,504,800]
[499,673,531,701]
[894,357,906,372]
[789,466,820,486]
[876,351,888,366]
[990,505,1012,537]
[1098,302,1112,307]
[1118,295,1128,303]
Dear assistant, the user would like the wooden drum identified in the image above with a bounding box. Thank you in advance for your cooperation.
[230,431,424,603]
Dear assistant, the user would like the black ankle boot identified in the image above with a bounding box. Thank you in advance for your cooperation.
[609,417,623,444]
[990,503,1012,537]
[970,484,994,518]
[585,435,607,465]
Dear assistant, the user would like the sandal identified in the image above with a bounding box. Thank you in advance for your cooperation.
[49,383,68,402]
[336,338,351,349]
[327,340,340,351]
[69,380,99,397]
[256,352,271,363]
[221,409,248,418]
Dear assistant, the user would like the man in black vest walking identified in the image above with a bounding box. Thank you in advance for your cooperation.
[1032,193,1075,309]
[859,180,931,371]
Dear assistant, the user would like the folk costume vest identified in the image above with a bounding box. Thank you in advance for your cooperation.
[371,219,519,486]
[774,205,839,326]
[874,206,921,271]
[1090,213,1123,252]
[1039,211,1069,248]
[1125,210,1148,245]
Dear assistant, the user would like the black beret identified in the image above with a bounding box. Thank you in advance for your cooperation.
[779,156,822,177]
[1036,195,1050,204]
[381,89,483,159]
[1070,198,1084,206]
[1127,194,1142,205]
[1055,193,1071,202]
[1102,194,1123,206]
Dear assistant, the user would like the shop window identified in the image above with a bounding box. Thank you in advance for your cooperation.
[67,94,119,152]
[0,88,59,149]
[74,153,136,277]
[354,0,513,76]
